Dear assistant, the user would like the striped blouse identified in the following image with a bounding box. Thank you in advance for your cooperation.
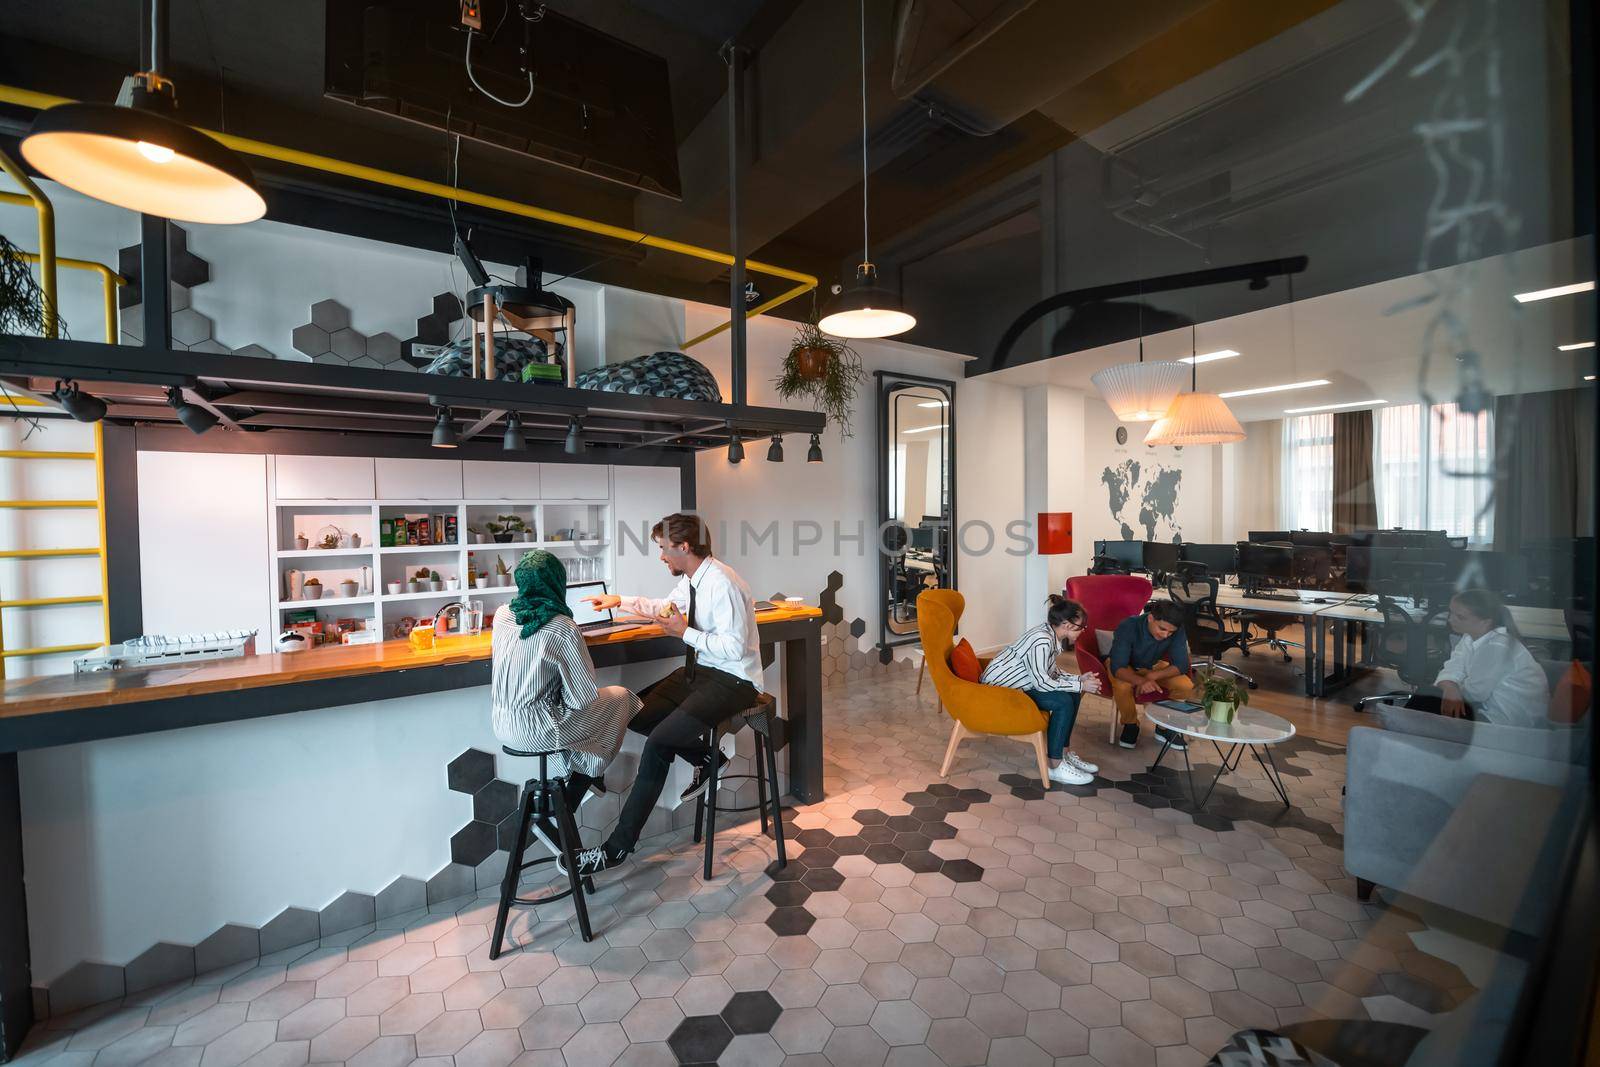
[489,607,638,778]
[979,623,1084,693]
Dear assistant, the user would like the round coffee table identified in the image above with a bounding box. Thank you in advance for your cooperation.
[1141,703,1296,810]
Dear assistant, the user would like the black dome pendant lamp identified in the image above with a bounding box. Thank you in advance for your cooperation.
[817,0,915,340]
[20,0,265,225]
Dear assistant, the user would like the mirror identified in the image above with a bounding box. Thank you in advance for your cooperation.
[878,371,956,651]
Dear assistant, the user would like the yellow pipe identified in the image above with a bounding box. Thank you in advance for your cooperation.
[0,500,98,509]
[0,642,98,659]
[684,279,816,350]
[0,146,56,339]
[94,422,109,644]
[0,595,102,609]
[0,396,49,408]
[0,548,100,559]
[0,450,95,460]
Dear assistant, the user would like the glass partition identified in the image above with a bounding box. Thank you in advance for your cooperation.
[878,372,955,650]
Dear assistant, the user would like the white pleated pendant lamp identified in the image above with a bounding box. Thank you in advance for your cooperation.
[1091,338,1188,422]
[1145,325,1246,445]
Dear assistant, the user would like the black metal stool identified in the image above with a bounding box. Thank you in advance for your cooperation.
[489,747,598,957]
[692,692,788,879]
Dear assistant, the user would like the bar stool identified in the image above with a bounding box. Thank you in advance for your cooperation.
[692,692,788,879]
[490,748,598,957]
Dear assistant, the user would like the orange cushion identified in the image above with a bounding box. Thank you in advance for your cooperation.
[1551,660,1591,724]
[950,639,982,682]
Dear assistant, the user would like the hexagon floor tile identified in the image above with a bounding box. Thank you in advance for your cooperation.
[23,670,1487,1067]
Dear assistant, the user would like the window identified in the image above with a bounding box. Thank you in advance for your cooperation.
[1373,402,1494,541]
[1280,413,1333,530]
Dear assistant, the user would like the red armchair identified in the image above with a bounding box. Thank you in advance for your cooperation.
[1064,574,1177,741]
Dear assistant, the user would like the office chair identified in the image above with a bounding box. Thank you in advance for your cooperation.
[1353,597,1453,711]
[1088,553,1132,576]
[1166,575,1256,689]
[1564,607,1593,663]
[1240,541,1303,662]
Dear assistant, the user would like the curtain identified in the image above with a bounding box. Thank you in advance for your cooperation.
[1281,413,1333,530]
[1331,409,1377,533]
[1494,390,1579,552]
[1374,402,1494,541]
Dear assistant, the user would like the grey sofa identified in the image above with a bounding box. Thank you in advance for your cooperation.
[1344,704,1587,937]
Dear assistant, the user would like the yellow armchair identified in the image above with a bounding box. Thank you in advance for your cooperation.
[917,589,1051,787]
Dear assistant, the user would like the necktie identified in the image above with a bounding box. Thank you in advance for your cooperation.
[684,582,698,682]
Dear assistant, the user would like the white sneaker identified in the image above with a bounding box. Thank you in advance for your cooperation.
[1048,761,1094,786]
[1064,752,1098,775]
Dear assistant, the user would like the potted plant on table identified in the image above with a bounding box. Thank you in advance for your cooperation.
[775,319,865,437]
[1195,667,1249,725]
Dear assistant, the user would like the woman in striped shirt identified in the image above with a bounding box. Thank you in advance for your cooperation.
[491,551,641,810]
[980,594,1103,786]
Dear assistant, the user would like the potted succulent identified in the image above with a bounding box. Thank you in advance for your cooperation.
[302,577,323,601]
[386,580,402,595]
[295,531,309,551]
[495,556,512,587]
[487,521,511,544]
[775,319,865,437]
[408,567,429,594]
[1195,667,1249,725]
[428,569,443,592]
[446,575,460,591]
[469,525,487,545]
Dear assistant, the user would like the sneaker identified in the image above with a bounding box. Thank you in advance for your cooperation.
[678,751,726,804]
[1118,723,1140,749]
[558,842,625,877]
[1064,752,1098,774]
[1155,727,1188,751]
[1048,761,1094,786]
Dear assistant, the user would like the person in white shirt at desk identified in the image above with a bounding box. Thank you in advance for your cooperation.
[1407,589,1549,727]
[567,513,761,874]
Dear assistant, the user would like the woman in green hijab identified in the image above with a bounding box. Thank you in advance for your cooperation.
[490,551,640,799]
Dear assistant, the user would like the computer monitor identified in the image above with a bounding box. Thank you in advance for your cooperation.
[566,580,613,626]
[909,526,935,551]
[1181,543,1237,577]
[1290,530,1337,546]
[1237,541,1293,585]
[1143,540,1182,575]
[1248,530,1292,544]
[1094,540,1146,569]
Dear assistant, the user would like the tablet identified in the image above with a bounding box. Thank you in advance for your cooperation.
[1155,699,1204,714]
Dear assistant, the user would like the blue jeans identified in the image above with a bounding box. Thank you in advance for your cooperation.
[1024,689,1081,760]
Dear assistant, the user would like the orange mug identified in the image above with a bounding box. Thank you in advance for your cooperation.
[409,623,436,652]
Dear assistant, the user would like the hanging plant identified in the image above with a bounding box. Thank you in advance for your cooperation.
[775,320,864,437]
[0,234,65,339]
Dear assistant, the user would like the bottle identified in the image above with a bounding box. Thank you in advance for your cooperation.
[467,552,477,590]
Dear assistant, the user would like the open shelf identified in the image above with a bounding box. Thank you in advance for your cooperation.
[277,594,376,609]
[470,585,518,596]
[381,589,467,603]
[377,544,460,554]
[276,547,375,559]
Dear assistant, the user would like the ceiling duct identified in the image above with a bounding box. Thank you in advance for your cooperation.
[890,0,1208,135]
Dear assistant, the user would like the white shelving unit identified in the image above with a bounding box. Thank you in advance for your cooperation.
[267,458,615,641]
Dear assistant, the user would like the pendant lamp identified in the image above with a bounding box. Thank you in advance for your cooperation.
[1145,326,1246,446]
[20,0,265,224]
[818,0,915,339]
[1090,337,1188,422]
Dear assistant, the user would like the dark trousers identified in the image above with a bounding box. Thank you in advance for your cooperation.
[1024,689,1081,760]
[606,665,758,854]
[1405,692,1476,719]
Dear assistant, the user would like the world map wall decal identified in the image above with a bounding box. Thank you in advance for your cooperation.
[1101,457,1184,542]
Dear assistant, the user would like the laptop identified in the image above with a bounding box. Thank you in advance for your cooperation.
[566,580,642,637]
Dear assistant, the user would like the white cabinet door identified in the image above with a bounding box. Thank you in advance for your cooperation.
[612,465,682,594]
[275,455,374,499]
[463,460,540,499]
[376,458,464,500]
[540,463,610,499]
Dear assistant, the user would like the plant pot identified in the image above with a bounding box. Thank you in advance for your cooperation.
[495,574,511,587]
[473,534,486,544]
[295,537,309,551]
[493,533,513,543]
[446,577,460,591]
[338,581,358,599]
[350,533,362,549]
[406,580,421,594]
[794,345,831,380]
[386,582,402,595]
[303,585,323,601]
[1208,700,1237,725]
[428,581,443,592]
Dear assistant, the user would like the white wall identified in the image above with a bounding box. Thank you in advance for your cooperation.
[1078,399,1218,549]
[1220,419,1284,542]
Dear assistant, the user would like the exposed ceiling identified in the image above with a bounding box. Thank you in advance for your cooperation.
[0,0,1584,364]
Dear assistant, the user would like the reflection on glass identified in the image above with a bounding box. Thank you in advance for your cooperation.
[881,378,954,644]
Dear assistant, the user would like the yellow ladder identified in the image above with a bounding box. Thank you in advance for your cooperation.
[0,148,119,676]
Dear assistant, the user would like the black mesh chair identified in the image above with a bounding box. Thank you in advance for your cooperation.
[1089,553,1131,576]
[1168,575,1256,688]
[1354,598,1453,711]
[1241,542,1303,662]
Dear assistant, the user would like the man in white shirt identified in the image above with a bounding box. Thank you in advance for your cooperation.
[1409,589,1550,728]
[568,512,761,873]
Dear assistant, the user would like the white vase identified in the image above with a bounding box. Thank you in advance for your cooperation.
[386,582,402,595]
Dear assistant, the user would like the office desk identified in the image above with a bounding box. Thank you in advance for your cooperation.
[1156,588,1331,696]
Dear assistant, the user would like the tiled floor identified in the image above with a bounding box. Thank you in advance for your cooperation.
[17,669,1481,1067]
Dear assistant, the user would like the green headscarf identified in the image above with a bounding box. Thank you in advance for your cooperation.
[508,550,572,638]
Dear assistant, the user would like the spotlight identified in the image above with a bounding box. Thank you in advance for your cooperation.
[807,433,823,463]
[52,380,106,423]
[502,411,526,452]
[565,417,584,456]
[431,407,459,448]
[165,386,217,435]
[728,433,744,464]
[766,435,784,462]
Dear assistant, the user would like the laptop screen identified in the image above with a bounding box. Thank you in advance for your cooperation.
[565,581,611,626]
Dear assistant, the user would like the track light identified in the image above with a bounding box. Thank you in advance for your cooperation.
[728,433,744,464]
[565,417,584,456]
[52,380,106,423]
[767,435,784,462]
[431,407,459,448]
[502,411,526,452]
[164,386,218,435]
[807,433,823,463]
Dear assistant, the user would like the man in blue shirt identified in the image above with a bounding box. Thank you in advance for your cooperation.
[1108,601,1195,749]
